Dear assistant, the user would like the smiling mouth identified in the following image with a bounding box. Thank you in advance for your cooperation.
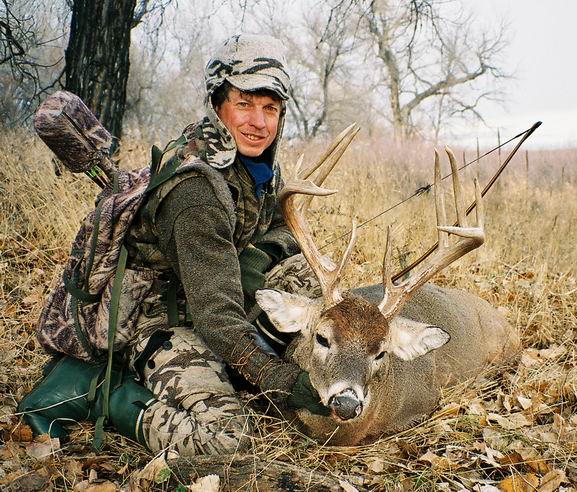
[241,132,266,142]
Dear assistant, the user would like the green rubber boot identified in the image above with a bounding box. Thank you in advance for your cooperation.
[105,371,155,445]
[17,355,155,447]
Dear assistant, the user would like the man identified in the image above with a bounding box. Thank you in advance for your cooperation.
[18,34,326,455]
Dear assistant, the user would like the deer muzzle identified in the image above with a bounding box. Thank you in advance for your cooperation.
[328,389,363,421]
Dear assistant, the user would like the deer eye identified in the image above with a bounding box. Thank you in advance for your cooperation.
[316,334,330,348]
[375,351,386,361]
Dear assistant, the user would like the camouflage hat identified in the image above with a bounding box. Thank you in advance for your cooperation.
[205,34,291,100]
[197,34,290,170]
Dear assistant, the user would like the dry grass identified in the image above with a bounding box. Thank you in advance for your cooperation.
[0,129,576,491]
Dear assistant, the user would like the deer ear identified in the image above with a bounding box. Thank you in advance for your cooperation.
[255,289,322,334]
[386,317,450,361]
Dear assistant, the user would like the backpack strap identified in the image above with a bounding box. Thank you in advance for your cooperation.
[147,134,187,192]
[91,136,187,447]
[166,273,179,327]
[92,244,128,451]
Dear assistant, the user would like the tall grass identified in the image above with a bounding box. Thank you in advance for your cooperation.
[1,129,576,490]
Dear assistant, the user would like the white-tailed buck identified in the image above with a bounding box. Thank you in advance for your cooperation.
[256,125,521,445]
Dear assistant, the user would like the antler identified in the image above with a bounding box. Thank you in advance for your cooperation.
[378,147,485,319]
[280,123,360,306]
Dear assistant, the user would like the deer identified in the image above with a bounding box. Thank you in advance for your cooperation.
[256,125,521,445]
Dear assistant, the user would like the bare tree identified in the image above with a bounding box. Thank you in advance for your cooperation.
[253,1,359,140]
[0,0,66,127]
[124,1,217,140]
[357,0,508,138]
[287,15,356,139]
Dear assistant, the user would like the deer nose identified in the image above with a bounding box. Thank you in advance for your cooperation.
[328,390,363,421]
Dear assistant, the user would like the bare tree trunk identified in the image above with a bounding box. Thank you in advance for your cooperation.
[64,0,136,142]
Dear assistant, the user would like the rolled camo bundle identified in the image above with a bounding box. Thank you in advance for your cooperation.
[33,91,117,188]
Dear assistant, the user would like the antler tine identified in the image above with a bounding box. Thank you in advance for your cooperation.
[332,218,359,291]
[300,124,360,212]
[281,124,360,306]
[434,149,449,249]
[474,177,484,230]
[298,123,359,181]
[378,225,394,312]
[295,153,306,177]
[378,149,486,320]
[445,146,467,227]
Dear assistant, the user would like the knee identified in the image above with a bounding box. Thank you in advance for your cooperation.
[212,413,253,454]
[196,405,253,455]
[142,399,253,457]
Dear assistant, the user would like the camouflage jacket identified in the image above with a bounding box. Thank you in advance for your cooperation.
[126,120,297,270]
[124,121,301,391]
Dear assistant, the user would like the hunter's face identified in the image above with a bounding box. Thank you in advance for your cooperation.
[216,88,281,158]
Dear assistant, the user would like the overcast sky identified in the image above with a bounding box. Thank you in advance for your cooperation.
[451,0,577,149]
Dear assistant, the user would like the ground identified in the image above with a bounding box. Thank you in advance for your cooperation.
[1,130,576,491]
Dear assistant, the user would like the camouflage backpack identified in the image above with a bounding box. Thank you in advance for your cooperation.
[35,138,186,363]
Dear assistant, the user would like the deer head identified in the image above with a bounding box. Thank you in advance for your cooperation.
[256,125,485,422]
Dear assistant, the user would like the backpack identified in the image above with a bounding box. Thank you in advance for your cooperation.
[36,138,186,362]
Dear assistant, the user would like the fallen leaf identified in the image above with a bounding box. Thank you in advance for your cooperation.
[397,440,419,458]
[338,480,359,492]
[25,437,60,460]
[515,448,549,474]
[0,440,25,459]
[64,459,84,482]
[498,473,539,492]
[187,474,220,492]
[502,395,513,412]
[155,467,171,484]
[418,450,455,471]
[498,452,524,467]
[520,350,540,367]
[99,462,116,473]
[526,458,550,474]
[74,480,118,492]
[7,422,33,442]
[537,345,566,360]
[74,480,90,491]
[537,469,567,492]
[367,457,385,473]
[22,293,42,305]
[483,446,504,468]
[482,428,509,449]
[538,432,558,444]
[3,468,51,492]
[516,395,533,410]
[88,482,118,492]
[469,399,487,416]
[130,453,171,490]
[488,412,532,430]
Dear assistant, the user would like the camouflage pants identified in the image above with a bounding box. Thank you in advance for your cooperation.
[264,253,322,297]
[127,253,319,456]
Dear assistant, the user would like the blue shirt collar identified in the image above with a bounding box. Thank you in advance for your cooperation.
[238,154,274,198]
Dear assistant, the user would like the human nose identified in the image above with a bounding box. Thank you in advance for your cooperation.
[248,108,266,129]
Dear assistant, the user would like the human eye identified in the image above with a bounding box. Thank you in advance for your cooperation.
[265,104,279,113]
